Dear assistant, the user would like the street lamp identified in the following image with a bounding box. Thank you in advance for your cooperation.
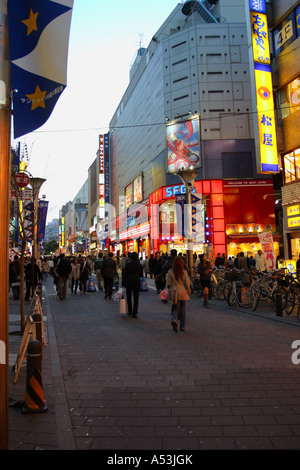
[176,168,198,277]
[29,177,46,262]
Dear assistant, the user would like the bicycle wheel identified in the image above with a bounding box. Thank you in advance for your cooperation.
[227,286,235,306]
[217,281,226,300]
[224,282,232,301]
[236,285,255,308]
[196,286,203,298]
[252,289,261,311]
[285,286,296,315]
[211,282,218,299]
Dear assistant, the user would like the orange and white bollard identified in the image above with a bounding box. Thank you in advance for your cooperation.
[22,340,47,414]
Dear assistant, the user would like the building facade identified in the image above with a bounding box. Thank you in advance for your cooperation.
[106,0,278,261]
[270,0,300,265]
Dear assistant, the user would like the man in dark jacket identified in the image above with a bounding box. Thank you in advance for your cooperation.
[56,254,72,300]
[9,255,21,300]
[122,251,143,317]
[25,258,41,301]
[101,252,117,299]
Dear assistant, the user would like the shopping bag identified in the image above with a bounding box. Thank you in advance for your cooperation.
[159,289,170,301]
[140,276,149,291]
[120,296,126,315]
[112,288,123,303]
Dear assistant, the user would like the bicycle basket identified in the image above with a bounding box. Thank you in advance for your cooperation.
[224,270,243,282]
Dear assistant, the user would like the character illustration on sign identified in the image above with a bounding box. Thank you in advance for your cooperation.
[167,119,200,172]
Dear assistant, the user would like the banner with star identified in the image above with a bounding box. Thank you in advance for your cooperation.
[8,0,74,139]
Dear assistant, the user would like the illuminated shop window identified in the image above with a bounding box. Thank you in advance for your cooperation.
[283,148,300,184]
[278,78,300,120]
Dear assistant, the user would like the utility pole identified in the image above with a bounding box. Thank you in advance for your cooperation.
[176,168,198,277]
[0,0,11,450]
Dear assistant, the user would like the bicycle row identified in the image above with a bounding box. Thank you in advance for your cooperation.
[191,267,300,320]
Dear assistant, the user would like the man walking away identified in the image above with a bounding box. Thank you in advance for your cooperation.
[122,251,143,318]
[101,252,117,299]
[94,252,104,291]
[56,254,72,300]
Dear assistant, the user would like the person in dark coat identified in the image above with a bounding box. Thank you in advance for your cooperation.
[56,253,72,300]
[79,255,91,294]
[9,255,21,300]
[25,258,41,301]
[197,253,212,308]
[101,252,117,299]
[122,251,143,318]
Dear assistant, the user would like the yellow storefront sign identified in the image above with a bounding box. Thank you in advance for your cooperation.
[248,0,279,174]
[287,205,300,216]
[287,216,300,228]
[251,12,270,64]
[255,66,278,173]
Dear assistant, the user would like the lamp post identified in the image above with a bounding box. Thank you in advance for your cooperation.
[0,1,11,450]
[29,177,46,262]
[176,168,198,277]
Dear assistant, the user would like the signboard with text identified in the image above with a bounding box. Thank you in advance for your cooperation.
[247,0,279,174]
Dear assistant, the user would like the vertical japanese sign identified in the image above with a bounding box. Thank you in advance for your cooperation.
[247,0,279,174]
[104,134,110,204]
[99,135,105,219]
[258,231,276,271]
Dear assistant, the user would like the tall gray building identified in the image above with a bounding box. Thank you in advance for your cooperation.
[107,0,277,259]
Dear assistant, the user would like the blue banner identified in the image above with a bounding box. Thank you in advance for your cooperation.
[37,200,48,242]
[8,0,73,138]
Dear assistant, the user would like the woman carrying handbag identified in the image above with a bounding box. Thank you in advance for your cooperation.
[166,256,191,332]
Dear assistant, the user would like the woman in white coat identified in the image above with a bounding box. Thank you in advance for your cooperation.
[166,256,191,332]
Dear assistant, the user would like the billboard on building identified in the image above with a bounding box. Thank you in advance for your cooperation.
[166,116,201,173]
[133,173,143,204]
[246,0,279,174]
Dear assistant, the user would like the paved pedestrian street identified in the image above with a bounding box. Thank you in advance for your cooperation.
[8,277,300,452]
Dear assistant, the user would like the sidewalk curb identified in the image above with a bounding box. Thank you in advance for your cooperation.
[44,288,76,450]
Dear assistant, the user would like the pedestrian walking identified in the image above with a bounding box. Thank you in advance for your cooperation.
[166,256,191,332]
[255,249,268,272]
[94,252,104,291]
[71,258,81,294]
[25,258,41,301]
[56,254,72,300]
[9,255,21,300]
[122,251,143,318]
[80,256,91,294]
[197,253,212,308]
[101,252,117,299]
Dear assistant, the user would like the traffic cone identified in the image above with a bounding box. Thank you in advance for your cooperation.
[22,340,47,414]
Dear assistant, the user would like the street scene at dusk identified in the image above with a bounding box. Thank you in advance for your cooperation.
[1,0,300,455]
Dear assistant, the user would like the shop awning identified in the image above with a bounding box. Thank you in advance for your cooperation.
[227,233,280,240]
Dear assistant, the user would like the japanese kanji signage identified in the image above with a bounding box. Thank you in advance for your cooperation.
[247,0,279,174]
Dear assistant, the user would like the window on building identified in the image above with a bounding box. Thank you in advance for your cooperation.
[283,148,300,184]
[278,78,300,120]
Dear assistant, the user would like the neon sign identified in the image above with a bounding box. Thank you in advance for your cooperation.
[248,0,279,174]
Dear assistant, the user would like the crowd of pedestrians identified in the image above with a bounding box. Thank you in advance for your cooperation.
[9,246,282,333]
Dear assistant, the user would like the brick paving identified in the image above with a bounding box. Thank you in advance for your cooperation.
[7,277,300,451]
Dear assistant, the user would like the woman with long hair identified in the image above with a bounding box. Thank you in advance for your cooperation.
[166,256,191,332]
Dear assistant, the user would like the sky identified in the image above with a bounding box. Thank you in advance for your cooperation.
[12,0,183,222]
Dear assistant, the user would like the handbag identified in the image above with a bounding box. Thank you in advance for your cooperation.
[120,296,126,315]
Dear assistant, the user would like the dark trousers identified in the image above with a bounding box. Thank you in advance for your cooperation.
[126,286,140,315]
[104,277,113,298]
[25,281,37,300]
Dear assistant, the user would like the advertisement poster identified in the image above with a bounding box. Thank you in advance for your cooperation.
[258,231,276,270]
[166,117,201,172]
